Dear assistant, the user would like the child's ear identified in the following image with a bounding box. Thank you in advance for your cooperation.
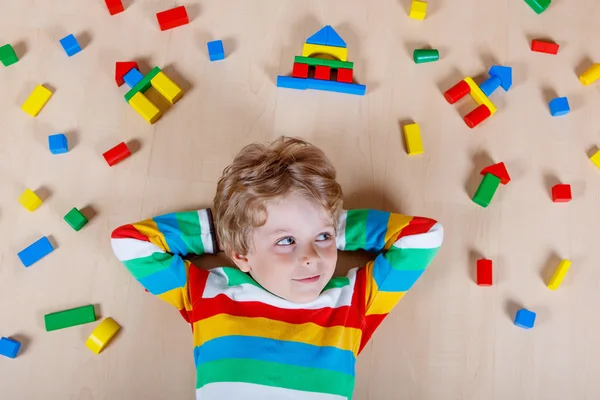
[231,252,252,272]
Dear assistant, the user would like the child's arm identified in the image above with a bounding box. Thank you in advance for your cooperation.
[110,209,218,319]
[337,209,443,351]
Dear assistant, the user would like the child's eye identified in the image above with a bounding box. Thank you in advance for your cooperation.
[276,237,295,246]
[316,233,332,241]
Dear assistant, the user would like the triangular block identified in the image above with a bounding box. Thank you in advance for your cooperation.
[480,162,511,185]
[325,26,346,48]
[306,26,330,46]
[115,61,139,87]
[488,65,512,92]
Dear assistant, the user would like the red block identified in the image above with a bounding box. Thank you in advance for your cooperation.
[115,61,139,87]
[105,0,124,15]
[314,65,331,80]
[337,68,353,83]
[444,80,471,104]
[292,63,309,78]
[477,259,492,286]
[480,162,511,185]
[552,184,572,202]
[531,40,559,55]
[156,6,189,31]
[103,142,131,166]
[464,104,491,128]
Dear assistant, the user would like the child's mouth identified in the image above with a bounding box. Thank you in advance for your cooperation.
[293,275,321,283]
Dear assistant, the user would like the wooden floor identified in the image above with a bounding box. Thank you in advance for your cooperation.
[2,0,600,399]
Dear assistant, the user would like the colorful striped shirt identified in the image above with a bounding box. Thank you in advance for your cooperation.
[111,208,443,399]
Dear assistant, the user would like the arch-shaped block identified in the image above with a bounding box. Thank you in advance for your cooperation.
[301,43,348,62]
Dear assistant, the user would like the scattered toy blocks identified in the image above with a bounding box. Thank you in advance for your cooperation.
[156,5,189,31]
[479,76,501,97]
[128,91,162,123]
[64,207,88,231]
[306,25,347,48]
[115,61,139,87]
[403,123,424,155]
[552,184,572,202]
[292,62,309,78]
[413,49,439,64]
[464,104,492,128]
[409,0,428,20]
[0,44,19,67]
[591,149,600,170]
[464,77,498,115]
[549,97,570,116]
[44,305,96,332]
[59,34,82,57]
[103,142,131,166]
[548,259,571,290]
[480,162,511,184]
[48,133,68,154]
[579,64,600,86]
[314,65,331,80]
[0,337,21,359]
[105,0,124,15]
[21,84,52,117]
[477,259,493,286]
[123,68,144,88]
[86,317,121,354]
[337,68,353,83]
[473,173,501,208]
[524,0,551,14]
[531,39,559,55]
[18,189,43,212]
[488,65,513,91]
[444,80,471,104]
[18,236,54,267]
[514,308,536,329]
[302,43,348,62]
[150,71,183,104]
[207,40,225,61]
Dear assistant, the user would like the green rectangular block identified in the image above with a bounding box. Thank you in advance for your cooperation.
[124,66,162,102]
[64,207,88,231]
[44,305,96,331]
[472,173,501,208]
[293,56,354,70]
[0,44,19,67]
[524,0,551,14]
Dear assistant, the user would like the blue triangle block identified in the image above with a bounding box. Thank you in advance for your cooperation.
[488,65,513,91]
[325,26,346,48]
[306,26,330,46]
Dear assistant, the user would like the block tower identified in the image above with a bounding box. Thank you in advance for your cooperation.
[277,26,366,96]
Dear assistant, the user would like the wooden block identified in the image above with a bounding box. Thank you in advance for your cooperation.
[403,123,424,155]
[477,259,492,286]
[591,149,600,169]
[302,43,348,62]
[292,62,309,78]
[337,68,353,83]
[44,305,96,331]
[18,189,43,212]
[150,71,183,104]
[86,317,121,354]
[580,64,600,86]
[464,77,497,115]
[128,92,162,123]
[547,259,571,290]
[156,5,189,31]
[409,0,428,20]
[21,85,52,117]
[103,142,131,166]
[314,65,331,80]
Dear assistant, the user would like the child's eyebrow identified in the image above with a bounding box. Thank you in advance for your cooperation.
[269,225,335,235]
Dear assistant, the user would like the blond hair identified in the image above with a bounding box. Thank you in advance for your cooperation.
[213,136,343,256]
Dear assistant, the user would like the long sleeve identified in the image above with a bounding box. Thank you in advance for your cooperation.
[110,209,218,321]
[336,209,443,351]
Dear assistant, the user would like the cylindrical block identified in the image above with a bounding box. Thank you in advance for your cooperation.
[579,63,600,86]
[464,104,491,128]
[479,76,501,97]
[413,49,439,64]
[444,80,470,104]
[103,142,132,166]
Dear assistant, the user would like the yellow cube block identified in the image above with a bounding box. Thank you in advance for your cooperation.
[591,149,600,169]
[579,63,600,86]
[302,43,348,62]
[464,77,498,115]
[403,123,424,155]
[409,0,428,20]
[21,85,53,117]
[151,72,183,104]
[85,317,121,354]
[18,189,43,212]
[128,92,162,124]
[547,259,571,290]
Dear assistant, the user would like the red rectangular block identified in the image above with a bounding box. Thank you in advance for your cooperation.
[292,63,309,78]
[531,40,559,55]
[337,68,353,83]
[552,184,572,202]
[103,142,131,166]
[314,65,331,80]
[156,6,189,31]
[105,0,124,15]
[477,259,493,286]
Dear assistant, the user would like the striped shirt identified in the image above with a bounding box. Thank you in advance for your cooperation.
[111,208,443,399]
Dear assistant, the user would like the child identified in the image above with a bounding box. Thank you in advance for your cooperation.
[111,136,443,399]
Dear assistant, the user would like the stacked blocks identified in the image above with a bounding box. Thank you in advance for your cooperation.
[591,149,600,170]
[514,308,536,329]
[59,34,81,57]
[0,337,21,359]
[413,49,439,64]
[473,162,511,207]
[123,68,144,88]
[409,0,428,20]
[105,0,124,15]
[48,134,68,154]
[103,142,131,166]
[64,207,88,231]
[277,26,366,96]
[86,317,121,354]
[549,97,570,116]
[0,44,19,67]
[21,85,53,117]
[547,259,571,290]
[403,123,424,155]
[524,0,551,14]
[551,184,571,202]
[18,236,54,267]
[19,189,43,211]
[477,259,493,286]
[579,64,600,86]
[44,305,96,331]
[531,40,559,55]
[207,40,225,61]
[156,6,189,31]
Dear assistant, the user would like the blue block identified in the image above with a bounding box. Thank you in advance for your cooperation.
[488,65,512,91]
[276,76,309,90]
[59,34,81,57]
[207,40,225,61]
[48,134,68,154]
[17,236,54,267]
[306,25,347,48]
[0,337,21,359]
[514,308,536,329]
[123,68,144,88]
[549,97,570,116]
[305,78,366,96]
[480,76,501,97]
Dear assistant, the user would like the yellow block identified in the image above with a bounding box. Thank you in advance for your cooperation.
[547,259,571,290]
[464,76,497,115]
[128,92,162,124]
[579,63,600,86]
[85,317,121,354]
[18,189,43,212]
[591,149,600,169]
[302,43,348,62]
[150,71,183,104]
[409,0,427,20]
[21,85,52,117]
[403,123,424,155]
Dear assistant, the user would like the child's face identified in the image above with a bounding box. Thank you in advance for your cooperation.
[232,192,338,303]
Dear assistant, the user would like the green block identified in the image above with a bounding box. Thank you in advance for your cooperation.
[413,49,439,64]
[293,56,354,70]
[124,66,162,102]
[44,305,96,331]
[524,0,551,14]
[64,207,88,231]
[472,173,501,208]
[0,44,19,67]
